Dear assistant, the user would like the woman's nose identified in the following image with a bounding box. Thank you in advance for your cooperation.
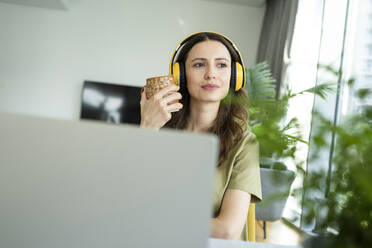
[204,66,217,80]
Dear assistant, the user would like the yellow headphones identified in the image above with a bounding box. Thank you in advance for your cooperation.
[169,31,246,92]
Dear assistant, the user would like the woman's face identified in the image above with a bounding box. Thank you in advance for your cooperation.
[185,40,231,104]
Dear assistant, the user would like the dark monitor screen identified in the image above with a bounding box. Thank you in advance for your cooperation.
[80,81,141,125]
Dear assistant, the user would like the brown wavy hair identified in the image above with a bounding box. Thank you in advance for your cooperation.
[165,32,250,166]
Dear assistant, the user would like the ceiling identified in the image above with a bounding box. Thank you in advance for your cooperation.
[0,0,68,10]
[205,0,266,7]
[0,0,266,10]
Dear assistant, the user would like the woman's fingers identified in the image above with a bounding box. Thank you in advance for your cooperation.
[154,84,180,100]
[141,85,181,107]
[162,91,182,105]
[166,103,183,112]
[139,84,182,129]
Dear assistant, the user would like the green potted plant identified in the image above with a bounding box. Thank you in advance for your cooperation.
[242,62,336,237]
[245,62,372,247]
[300,86,372,247]
[246,62,335,169]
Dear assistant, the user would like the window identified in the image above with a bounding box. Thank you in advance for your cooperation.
[283,0,371,232]
[365,60,372,72]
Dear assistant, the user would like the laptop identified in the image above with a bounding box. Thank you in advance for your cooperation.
[0,112,218,248]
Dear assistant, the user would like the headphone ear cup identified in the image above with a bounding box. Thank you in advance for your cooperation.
[172,62,181,86]
[230,62,237,91]
[235,62,244,91]
[231,62,244,92]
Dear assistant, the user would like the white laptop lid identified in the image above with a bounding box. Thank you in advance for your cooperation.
[0,112,218,248]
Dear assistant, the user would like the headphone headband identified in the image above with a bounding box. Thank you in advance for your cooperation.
[169,31,246,91]
[169,31,245,74]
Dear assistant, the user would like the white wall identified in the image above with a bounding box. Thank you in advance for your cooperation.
[0,0,265,120]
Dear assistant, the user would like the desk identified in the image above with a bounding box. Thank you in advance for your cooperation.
[208,238,302,248]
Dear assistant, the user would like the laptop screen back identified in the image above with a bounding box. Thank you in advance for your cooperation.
[0,113,218,248]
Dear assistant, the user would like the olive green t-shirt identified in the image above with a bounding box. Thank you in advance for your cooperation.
[213,130,262,241]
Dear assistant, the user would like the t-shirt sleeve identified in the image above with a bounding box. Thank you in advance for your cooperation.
[227,132,262,202]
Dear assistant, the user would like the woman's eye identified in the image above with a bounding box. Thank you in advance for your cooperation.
[193,63,204,68]
[217,63,228,68]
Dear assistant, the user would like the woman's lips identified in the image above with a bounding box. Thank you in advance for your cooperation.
[202,84,220,90]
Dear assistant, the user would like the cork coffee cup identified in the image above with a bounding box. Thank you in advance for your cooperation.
[145,75,179,103]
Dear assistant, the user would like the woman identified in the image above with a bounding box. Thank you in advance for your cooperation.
[140,32,262,241]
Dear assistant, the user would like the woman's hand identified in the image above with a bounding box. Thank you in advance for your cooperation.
[140,84,183,130]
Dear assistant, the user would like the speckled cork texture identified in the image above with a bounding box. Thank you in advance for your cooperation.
[145,75,178,103]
